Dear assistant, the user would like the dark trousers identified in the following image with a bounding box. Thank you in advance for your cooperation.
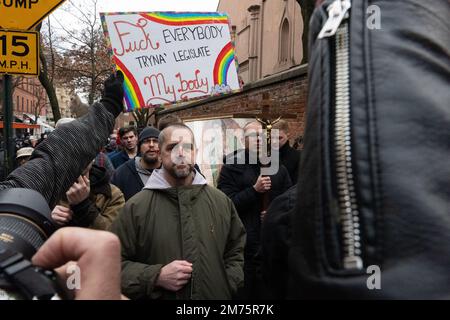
[239,249,270,300]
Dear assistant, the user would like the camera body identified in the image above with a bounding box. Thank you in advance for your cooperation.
[0,248,68,300]
[0,188,70,300]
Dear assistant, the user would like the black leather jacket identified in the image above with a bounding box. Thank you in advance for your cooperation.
[290,0,450,299]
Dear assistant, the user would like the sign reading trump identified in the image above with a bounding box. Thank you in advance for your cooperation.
[101,12,240,111]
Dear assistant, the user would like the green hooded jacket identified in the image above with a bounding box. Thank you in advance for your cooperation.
[111,168,246,300]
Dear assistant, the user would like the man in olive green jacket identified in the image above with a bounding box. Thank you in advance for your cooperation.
[111,124,246,300]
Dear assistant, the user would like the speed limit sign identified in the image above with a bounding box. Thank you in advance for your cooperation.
[0,29,39,75]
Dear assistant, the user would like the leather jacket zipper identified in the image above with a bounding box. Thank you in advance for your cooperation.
[319,0,363,271]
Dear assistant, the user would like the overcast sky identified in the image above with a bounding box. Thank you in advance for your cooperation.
[97,0,220,12]
[48,0,221,40]
[49,0,220,28]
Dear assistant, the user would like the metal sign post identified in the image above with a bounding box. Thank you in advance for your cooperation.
[2,74,14,175]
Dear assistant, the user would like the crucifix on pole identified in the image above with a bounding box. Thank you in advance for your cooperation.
[233,92,296,212]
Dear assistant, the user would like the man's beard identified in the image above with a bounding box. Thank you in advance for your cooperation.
[142,152,158,165]
[168,163,194,179]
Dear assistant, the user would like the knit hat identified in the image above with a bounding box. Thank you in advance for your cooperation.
[138,127,160,150]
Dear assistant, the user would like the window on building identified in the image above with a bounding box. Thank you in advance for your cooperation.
[27,99,29,113]
[16,96,19,111]
[280,18,290,63]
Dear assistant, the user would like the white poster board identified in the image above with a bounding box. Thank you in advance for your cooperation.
[101,12,240,111]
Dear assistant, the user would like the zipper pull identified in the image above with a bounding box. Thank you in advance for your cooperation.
[344,256,363,270]
[318,0,351,39]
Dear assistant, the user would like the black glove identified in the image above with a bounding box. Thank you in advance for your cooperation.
[100,70,125,118]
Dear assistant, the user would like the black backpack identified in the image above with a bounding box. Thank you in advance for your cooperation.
[289,0,450,299]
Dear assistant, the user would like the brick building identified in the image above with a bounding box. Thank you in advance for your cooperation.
[12,77,47,121]
[0,76,50,136]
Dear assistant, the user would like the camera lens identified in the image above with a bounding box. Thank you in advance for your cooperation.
[0,189,56,260]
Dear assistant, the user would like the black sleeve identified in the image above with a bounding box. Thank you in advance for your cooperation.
[217,165,259,214]
[291,151,301,184]
[279,165,293,194]
[0,102,115,208]
[261,191,295,299]
[110,169,121,188]
[110,167,126,198]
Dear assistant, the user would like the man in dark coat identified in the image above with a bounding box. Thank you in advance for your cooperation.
[273,120,301,184]
[217,121,292,299]
[111,127,161,200]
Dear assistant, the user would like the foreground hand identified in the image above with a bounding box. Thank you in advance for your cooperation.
[32,227,121,300]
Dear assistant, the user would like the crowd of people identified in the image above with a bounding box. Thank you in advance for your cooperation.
[0,70,303,300]
[72,118,301,299]
[1,0,447,301]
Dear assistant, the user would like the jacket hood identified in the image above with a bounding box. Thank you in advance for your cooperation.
[144,167,207,190]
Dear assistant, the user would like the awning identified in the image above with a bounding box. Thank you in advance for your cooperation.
[22,113,55,131]
[0,121,40,129]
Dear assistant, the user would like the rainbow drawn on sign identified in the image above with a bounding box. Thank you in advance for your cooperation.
[114,56,145,111]
[140,12,228,26]
[213,42,235,85]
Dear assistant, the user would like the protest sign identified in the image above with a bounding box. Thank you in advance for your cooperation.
[101,12,240,111]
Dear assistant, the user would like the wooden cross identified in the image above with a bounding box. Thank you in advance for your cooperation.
[233,92,296,212]
[233,92,297,157]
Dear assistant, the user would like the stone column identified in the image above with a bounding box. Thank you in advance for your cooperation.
[247,5,261,82]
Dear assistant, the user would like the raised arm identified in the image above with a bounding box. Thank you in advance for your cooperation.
[0,72,124,208]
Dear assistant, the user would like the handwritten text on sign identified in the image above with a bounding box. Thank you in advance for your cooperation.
[101,12,240,111]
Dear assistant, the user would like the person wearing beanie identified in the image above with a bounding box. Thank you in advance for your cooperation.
[111,126,162,200]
